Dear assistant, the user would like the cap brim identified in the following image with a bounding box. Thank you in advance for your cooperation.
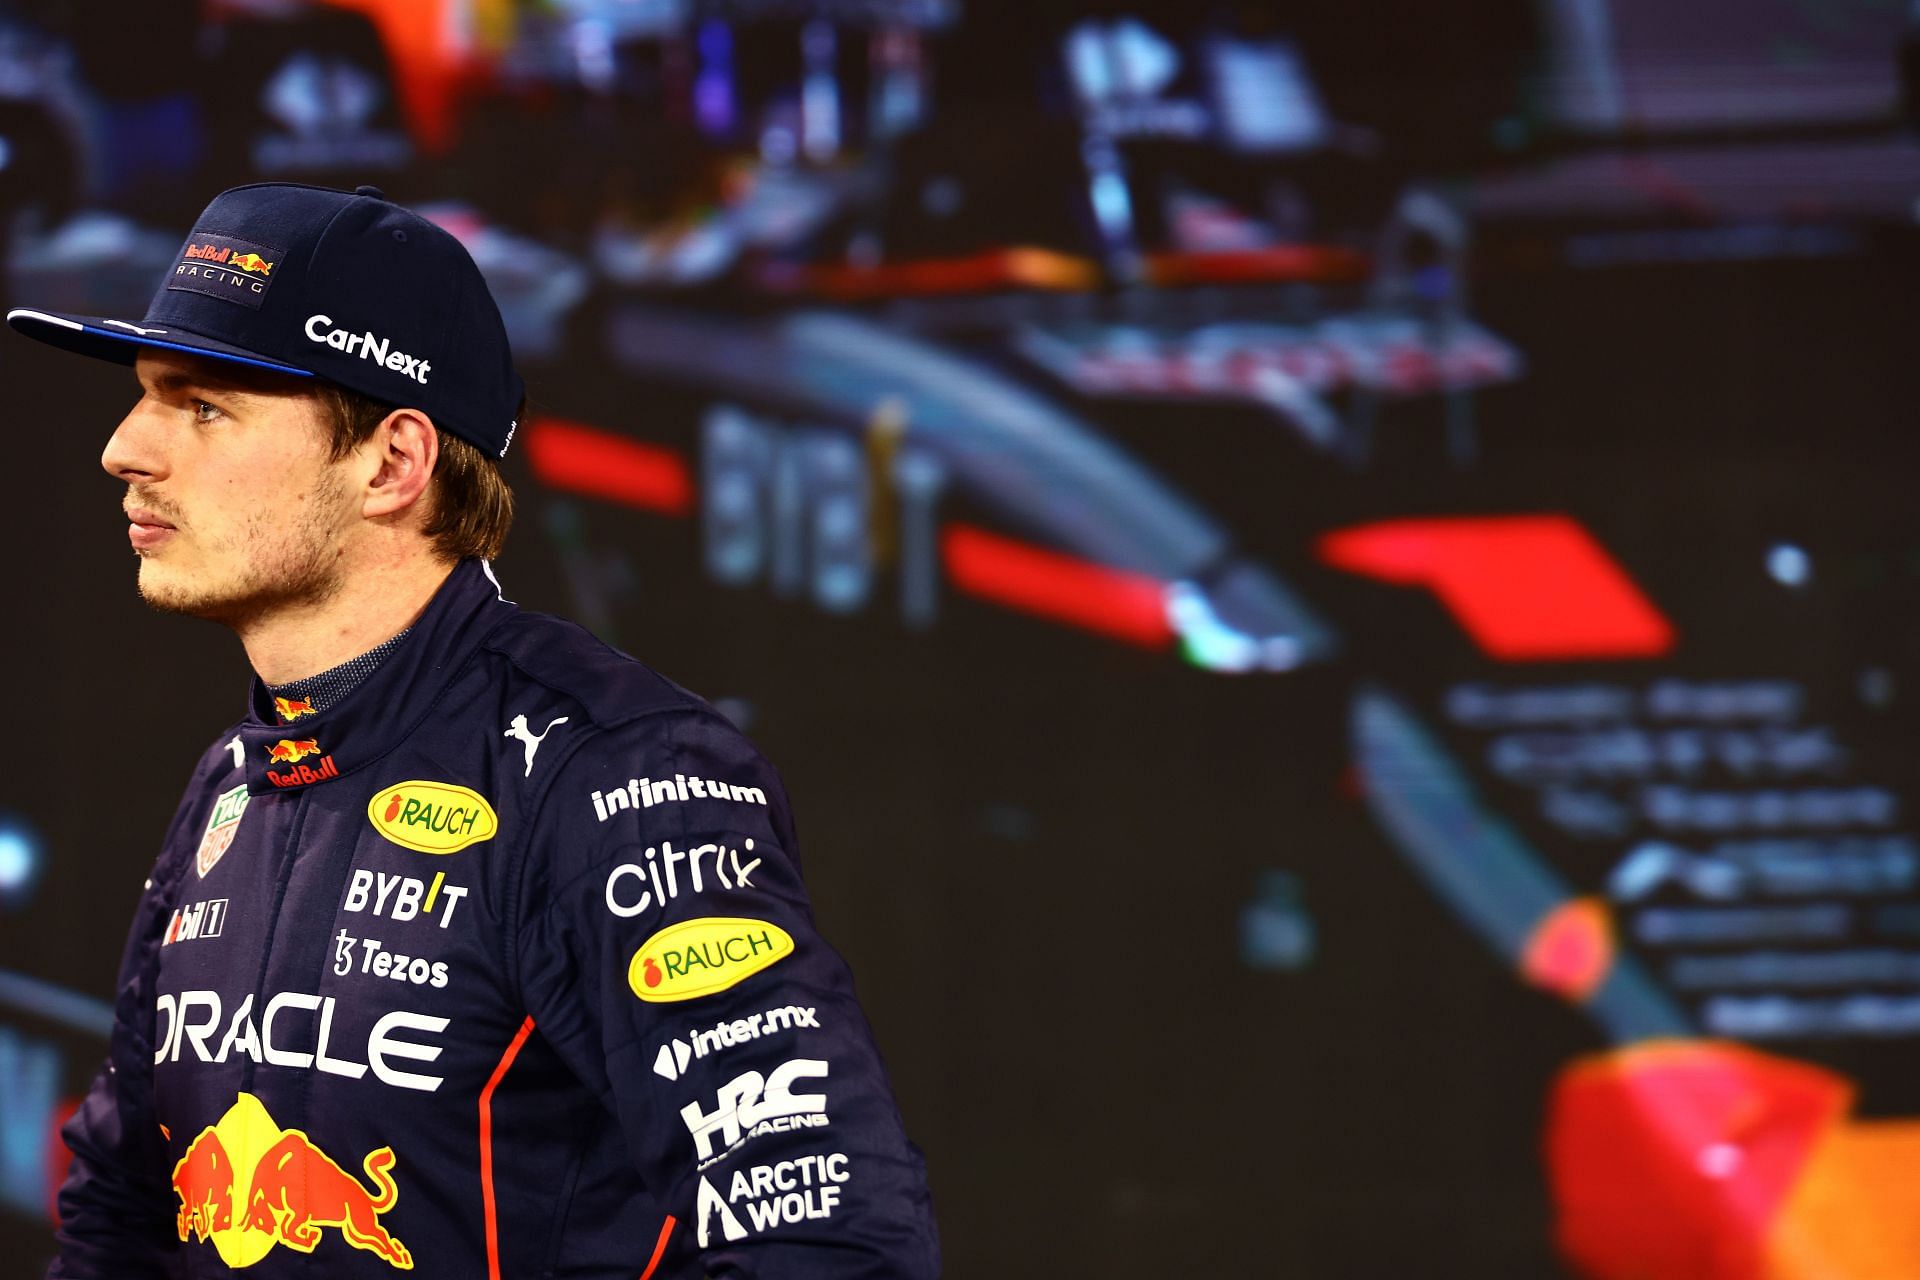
[6,308,312,379]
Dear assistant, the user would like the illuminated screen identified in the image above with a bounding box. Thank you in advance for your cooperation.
[3,2,1919,1276]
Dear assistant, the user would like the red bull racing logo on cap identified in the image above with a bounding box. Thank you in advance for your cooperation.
[172,1092,412,1269]
[167,232,282,310]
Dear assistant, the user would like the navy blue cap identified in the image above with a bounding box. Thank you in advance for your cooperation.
[7,182,524,457]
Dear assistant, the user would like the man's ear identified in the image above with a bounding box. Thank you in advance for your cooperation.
[358,408,440,520]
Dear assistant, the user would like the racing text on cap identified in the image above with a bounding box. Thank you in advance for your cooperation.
[167,234,282,311]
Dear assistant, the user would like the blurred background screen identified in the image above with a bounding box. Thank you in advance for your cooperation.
[3,0,1920,1275]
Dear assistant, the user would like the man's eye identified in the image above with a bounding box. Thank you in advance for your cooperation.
[192,400,222,424]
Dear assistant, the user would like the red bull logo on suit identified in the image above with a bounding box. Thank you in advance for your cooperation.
[170,1092,412,1269]
[264,738,340,788]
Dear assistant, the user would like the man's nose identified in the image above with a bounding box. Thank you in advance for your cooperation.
[101,400,167,484]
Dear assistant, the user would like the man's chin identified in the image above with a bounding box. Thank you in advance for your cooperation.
[135,560,237,622]
[135,555,343,625]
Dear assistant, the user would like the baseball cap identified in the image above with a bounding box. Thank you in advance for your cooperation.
[7,182,525,457]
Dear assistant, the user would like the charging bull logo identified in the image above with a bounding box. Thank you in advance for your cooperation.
[230,253,274,276]
[170,1093,413,1269]
[266,739,321,764]
[273,696,315,722]
[173,1129,236,1240]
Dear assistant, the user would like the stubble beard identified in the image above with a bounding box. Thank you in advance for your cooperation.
[135,472,353,628]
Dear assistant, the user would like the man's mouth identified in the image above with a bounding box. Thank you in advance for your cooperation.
[126,506,178,551]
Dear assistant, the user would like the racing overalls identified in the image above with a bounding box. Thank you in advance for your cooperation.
[49,558,940,1277]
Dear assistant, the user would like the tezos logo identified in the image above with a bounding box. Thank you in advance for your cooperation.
[304,315,431,385]
[628,917,793,1004]
[366,782,497,854]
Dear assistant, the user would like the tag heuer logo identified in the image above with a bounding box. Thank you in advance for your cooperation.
[196,784,251,878]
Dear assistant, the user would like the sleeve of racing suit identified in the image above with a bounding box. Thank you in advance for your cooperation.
[515,709,940,1277]
[47,792,200,1276]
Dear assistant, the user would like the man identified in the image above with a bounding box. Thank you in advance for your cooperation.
[10,182,940,1277]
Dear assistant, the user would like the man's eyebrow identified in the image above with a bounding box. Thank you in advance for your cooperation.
[143,371,199,395]
[139,367,285,398]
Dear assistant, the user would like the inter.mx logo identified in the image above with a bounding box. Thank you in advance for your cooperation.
[680,1059,829,1169]
[163,899,229,947]
[653,1005,820,1082]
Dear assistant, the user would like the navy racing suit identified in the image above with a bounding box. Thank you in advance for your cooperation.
[49,559,940,1278]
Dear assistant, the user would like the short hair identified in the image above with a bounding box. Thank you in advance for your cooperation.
[313,382,516,562]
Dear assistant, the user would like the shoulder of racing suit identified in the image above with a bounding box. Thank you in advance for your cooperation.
[471,603,805,961]
[478,606,718,731]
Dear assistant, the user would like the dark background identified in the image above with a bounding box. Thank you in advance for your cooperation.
[3,0,1920,1275]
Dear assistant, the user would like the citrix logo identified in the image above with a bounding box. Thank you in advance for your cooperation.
[304,314,431,384]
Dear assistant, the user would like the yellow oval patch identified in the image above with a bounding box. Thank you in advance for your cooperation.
[629,917,795,1003]
[366,781,498,854]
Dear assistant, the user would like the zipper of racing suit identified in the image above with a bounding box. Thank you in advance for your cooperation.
[232,787,314,1097]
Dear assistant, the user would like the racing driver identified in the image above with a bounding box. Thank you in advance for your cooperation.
[11,182,940,1277]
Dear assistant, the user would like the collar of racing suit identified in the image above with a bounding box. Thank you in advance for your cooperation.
[235,559,516,797]
[261,624,414,720]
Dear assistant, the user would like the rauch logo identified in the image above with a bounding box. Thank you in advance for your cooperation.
[628,917,794,1004]
[366,781,497,854]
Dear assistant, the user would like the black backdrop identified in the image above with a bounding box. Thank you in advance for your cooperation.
[5,2,1920,1276]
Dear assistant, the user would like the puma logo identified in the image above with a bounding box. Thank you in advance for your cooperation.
[504,714,569,776]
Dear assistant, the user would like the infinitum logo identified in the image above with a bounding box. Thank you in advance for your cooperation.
[590,773,767,822]
[652,1005,820,1081]
[304,315,431,384]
